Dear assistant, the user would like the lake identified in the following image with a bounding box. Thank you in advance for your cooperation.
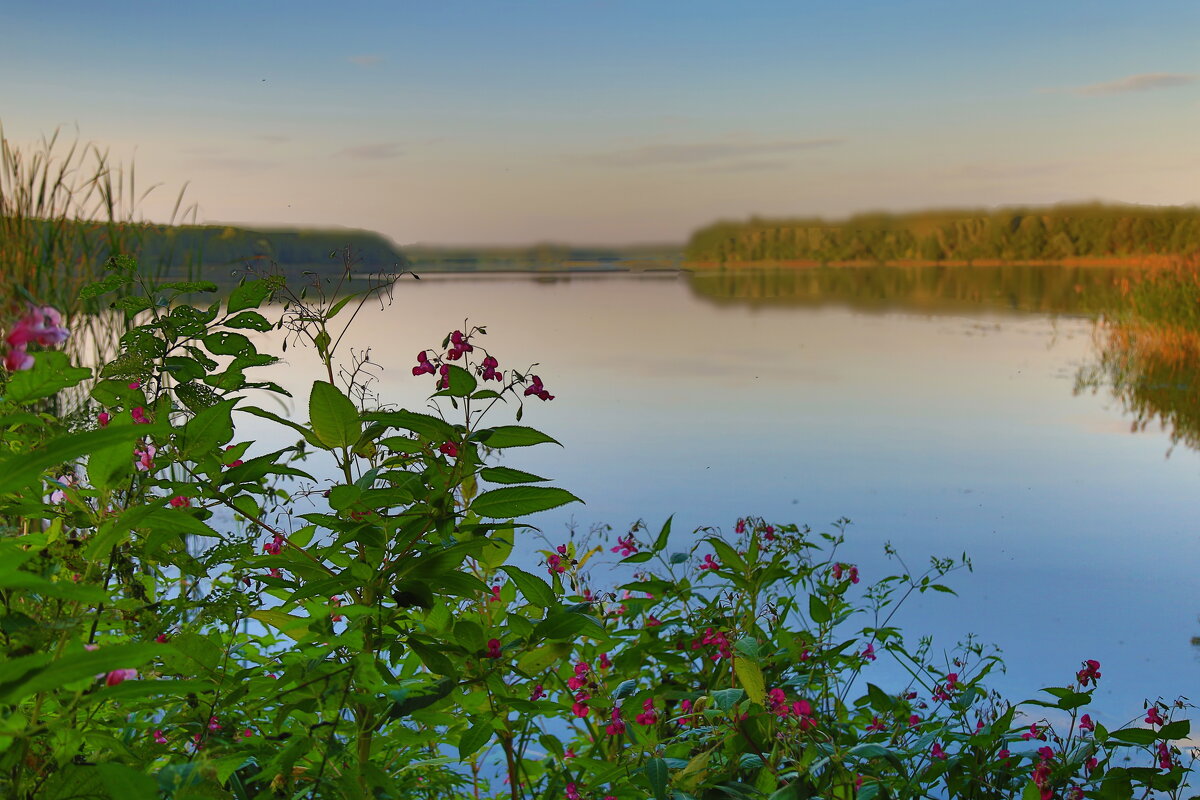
[240,265,1200,731]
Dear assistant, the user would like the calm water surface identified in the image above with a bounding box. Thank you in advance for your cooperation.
[243,268,1200,728]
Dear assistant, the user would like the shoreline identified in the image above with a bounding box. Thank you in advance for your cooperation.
[684,254,1197,270]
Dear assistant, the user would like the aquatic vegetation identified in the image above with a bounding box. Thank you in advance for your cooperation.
[0,260,1193,799]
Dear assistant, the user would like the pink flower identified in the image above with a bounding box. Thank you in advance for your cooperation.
[480,355,501,382]
[1076,659,1101,687]
[866,716,887,732]
[1086,756,1099,773]
[611,532,638,557]
[636,698,659,726]
[436,363,450,390]
[488,585,502,603]
[485,638,502,659]
[207,716,221,731]
[997,748,1011,763]
[1152,738,1171,767]
[169,495,190,508]
[861,643,876,661]
[104,669,138,687]
[242,728,253,738]
[330,596,344,623]
[155,634,170,644]
[1146,706,1165,726]
[447,330,473,360]
[263,533,284,555]
[530,684,546,701]
[5,305,70,348]
[153,729,168,744]
[735,518,746,534]
[131,406,150,424]
[598,652,612,670]
[699,553,720,572]
[646,615,662,627]
[3,347,34,371]
[133,444,157,472]
[571,690,590,718]
[565,783,581,800]
[908,714,921,727]
[605,706,626,735]
[223,445,243,468]
[1079,714,1095,732]
[792,699,816,730]
[523,375,554,401]
[128,381,141,390]
[1021,723,1044,741]
[439,441,459,458]
[832,562,860,583]
[412,350,436,376]
[930,742,947,760]
[546,553,566,575]
[97,411,111,428]
[1037,746,1055,761]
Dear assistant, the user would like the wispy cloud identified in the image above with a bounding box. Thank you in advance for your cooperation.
[348,54,384,68]
[579,137,844,167]
[1048,72,1198,96]
[696,159,795,174]
[338,142,403,160]
[258,134,290,144]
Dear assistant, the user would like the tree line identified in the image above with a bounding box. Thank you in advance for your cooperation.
[685,204,1200,264]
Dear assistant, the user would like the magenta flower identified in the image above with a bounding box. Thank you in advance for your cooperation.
[263,533,284,555]
[866,716,887,732]
[635,698,658,726]
[546,553,566,575]
[439,441,459,458]
[485,638,502,659]
[488,585,502,604]
[646,615,662,627]
[832,562,860,583]
[480,355,501,382]
[604,706,626,736]
[565,783,581,800]
[523,374,554,401]
[207,716,221,731]
[412,350,436,376]
[861,643,876,661]
[97,411,111,428]
[1076,659,1101,687]
[133,444,157,472]
[611,533,638,557]
[3,305,70,373]
[153,729,168,744]
[698,553,720,572]
[930,742,947,760]
[1079,714,1095,732]
[169,495,190,508]
[447,330,473,360]
[530,684,546,701]
[131,406,150,424]
[1146,706,1165,726]
[1158,741,1173,770]
[104,669,138,687]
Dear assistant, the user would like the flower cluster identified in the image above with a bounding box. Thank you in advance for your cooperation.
[2,304,69,371]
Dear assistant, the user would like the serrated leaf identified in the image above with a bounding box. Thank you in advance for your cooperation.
[479,466,549,485]
[4,351,91,404]
[476,425,561,449]
[458,717,493,759]
[471,486,582,518]
[309,380,361,449]
[0,423,164,495]
[733,657,766,706]
[249,609,311,641]
[498,566,557,608]
[645,757,669,800]
[809,593,832,624]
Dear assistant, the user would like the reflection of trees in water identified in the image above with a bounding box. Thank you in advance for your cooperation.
[687,264,1132,316]
[1076,264,1200,453]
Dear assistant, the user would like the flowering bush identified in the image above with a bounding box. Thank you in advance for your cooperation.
[0,257,1193,799]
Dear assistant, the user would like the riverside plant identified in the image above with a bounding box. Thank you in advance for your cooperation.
[0,258,1195,800]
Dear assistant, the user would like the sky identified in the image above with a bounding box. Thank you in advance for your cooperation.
[3,0,1199,245]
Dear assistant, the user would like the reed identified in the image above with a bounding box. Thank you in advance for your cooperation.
[0,123,197,376]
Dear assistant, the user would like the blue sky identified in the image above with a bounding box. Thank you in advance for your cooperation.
[3,1,1198,243]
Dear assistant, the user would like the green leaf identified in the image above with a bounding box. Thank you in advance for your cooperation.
[499,566,557,608]
[471,486,582,518]
[479,466,550,485]
[458,717,493,759]
[1160,719,1190,740]
[733,657,766,706]
[848,743,903,767]
[1107,727,1158,745]
[443,365,476,397]
[808,593,832,624]
[227,278,278,313]
[653,515,674,552]
[364,409,456,442]
[645,757,669,800]
[711,688,746,710]
[239,405,323,449]
[97,762,159,797]
[0,424,164,496]
[249,609,311,641]
[386,677,456,719]
[4,351,91,404]
[0,571,107,603]
[516,643,570,675]
[309,380,361,449]
[180,398,237,458]
[476,425,561,449]
[408,640,457,676]
[202,330,253,356]
[534,608,606,641]
[612,679,638,699]
[0,643,163,704]
[224,311,273,331]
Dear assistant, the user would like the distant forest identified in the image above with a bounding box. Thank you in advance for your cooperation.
[16,220,410,279]
[685,204,1200,265]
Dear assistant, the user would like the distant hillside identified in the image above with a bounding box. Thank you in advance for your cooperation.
[686,204,1200,265]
